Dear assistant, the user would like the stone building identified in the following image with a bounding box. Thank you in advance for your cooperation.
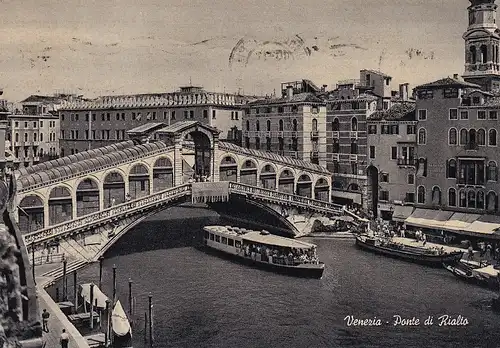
[366,102,417,220]
[242,81,327,167]
[59,86,253,156]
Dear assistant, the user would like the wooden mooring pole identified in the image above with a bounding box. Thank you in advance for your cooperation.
[89,283,94,329]
[73,270,78,313]
[99,256,104,289]
[105,300,110,347]
[144,311,148,343]
[62,258,67,301]
[149,293,153,347]
[128,279,133,324]
[112,264,117,306]
[31,244,36,285]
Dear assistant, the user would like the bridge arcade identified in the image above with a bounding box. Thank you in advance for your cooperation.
[14,121,333,234]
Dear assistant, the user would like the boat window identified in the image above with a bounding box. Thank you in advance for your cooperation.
[235,241,241,248]
[228,239,234,246]
[204,231,209,239]
[209,233,214,241]
[215,235,220,243]
[221,237,228,244]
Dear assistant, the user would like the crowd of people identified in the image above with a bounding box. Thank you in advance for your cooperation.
[242,243,319,265]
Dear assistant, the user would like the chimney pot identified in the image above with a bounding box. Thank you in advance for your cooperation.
[286,86,294,100]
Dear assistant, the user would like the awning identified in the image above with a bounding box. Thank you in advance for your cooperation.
[332,190,362,204]
[405,208,454,229]
[442,213,481,231]
[460,214,500,236]
[392,206,414,222]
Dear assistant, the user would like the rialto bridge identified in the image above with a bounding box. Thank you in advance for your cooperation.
[11,121,348,265]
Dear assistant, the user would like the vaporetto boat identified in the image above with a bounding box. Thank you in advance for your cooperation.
[202,225,325,279]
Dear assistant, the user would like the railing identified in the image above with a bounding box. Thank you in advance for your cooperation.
[397,158,417,166]
[310,131,319,138]
[228,182,343,213]
[310,151,319,158]
[464,143,479,151]
[17,145,175,193]
[29,253,65,266]
[23,184,192,246]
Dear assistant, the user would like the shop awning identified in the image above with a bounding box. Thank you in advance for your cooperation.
[332,190,362,204]
[405,208,454,229]
[460,214,500,237]
[442,213,481,231]
[392,206,414,222]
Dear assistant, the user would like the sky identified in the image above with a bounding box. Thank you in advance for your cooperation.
[0,0,471,102]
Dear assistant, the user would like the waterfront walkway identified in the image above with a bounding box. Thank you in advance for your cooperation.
[34,258,91,348]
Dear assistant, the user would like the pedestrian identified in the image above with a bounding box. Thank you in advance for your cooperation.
[60,329,69,348]
[422,233,427,246]
[468,245,474,261]
[41,309,50,332]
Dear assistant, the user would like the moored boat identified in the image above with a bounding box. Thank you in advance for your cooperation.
[201,225,325,279]
[443,260,500,291]
[355,234,463,267]
[112,300,133,347]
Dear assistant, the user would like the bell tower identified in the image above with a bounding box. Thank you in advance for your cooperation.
[463,0,500,91]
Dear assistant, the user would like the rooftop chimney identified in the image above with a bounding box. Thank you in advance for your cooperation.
[286,86,294,100]
[399,83,409,101]
[321,84,327,92]
[453,74,459,80]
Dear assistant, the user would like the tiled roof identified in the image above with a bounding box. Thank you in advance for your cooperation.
[322,93,378,102]
[16,141,168,190]
[415,77,481,90]
[20,95,65,104]
[247,93,324,106]
[218,142,331,175]
[361,69,392,79]
[15,141,137,177]
[368,103,416,121]
[128,122,167,135]
[156,120,220,135]
[480,97,500,107]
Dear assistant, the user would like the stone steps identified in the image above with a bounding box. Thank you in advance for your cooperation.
[42,259,88,279]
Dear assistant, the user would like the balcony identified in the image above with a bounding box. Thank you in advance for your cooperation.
[397,158,417,166]
[277,131,284,138]
[310,131,319,139]
[464,142,479,151]
[350,154,358,161]
[291,131,298,138]
[332,131,339,138]
[290,151,299,158]
[332,153,340,161]
[310,151,319,159]
[350,131,358,139]
[265,131,271,137]
[243,131,249,137]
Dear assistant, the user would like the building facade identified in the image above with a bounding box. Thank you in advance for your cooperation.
[59,86,252,156]
[242,82,327,167]
[366,103,417,220]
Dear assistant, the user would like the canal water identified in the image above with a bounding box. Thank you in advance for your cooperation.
[51,206,500,348]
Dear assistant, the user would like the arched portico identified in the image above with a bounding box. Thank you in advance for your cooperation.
[240,159,258,186]
[260,164,277,189]
[103,172,125,207]
[153,157,173,192]
[278,169,295,194]
[314,178,330,202]
[296,174,312,198]
[76,178,100,217]
[48,186,73,225]
[219,155,238,181]
[18,195,44,233]
[129,163,150,200]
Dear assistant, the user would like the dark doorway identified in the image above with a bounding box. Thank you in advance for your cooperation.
[366,166,379,218]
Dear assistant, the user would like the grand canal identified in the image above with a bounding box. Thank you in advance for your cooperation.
[54,206,500,348]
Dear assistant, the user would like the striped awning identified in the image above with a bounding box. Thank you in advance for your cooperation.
[332,190,362,204]
[405,209,454,229]
[392,206,414,222]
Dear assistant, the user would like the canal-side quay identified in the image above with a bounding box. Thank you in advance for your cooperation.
[34,258,92,348]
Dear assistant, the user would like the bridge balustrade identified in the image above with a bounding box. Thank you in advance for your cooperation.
[23,184,191,246]
[17,145,175,193]
[228,182,343,213]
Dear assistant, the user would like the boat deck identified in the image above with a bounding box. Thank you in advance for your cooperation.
[390,237,466,255]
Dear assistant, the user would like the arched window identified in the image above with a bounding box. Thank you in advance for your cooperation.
[332,118,340,131]
[487,191,497,212]
[477,191,485,209]
[468,190,476,208]
[481,44,488,63]
[351,117,358,131]
[24,133,28,142]
[266,120,271,132]
[246,120,250,131]
[489,129,497,146]
[292,119,298,131]
[449,128,457,145]
[470,46,477,63]
[418,128,426,145]
[469,129,477,145]
[459,189,467,207]
[351,140,358,154]
[460,128,468,145]
[312,118,318,132]
[279,120,284,131]
[432,186,441,205]
[256,120,260,131]
[488,161,498,181]
[448,188,456,207]
[417,186,425,204]
[447,159,457,178]
[478,129,486,146]
[15,133,19,142]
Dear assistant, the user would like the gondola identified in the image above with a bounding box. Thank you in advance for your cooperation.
[112,300,133,347]
[355,234,463,267]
